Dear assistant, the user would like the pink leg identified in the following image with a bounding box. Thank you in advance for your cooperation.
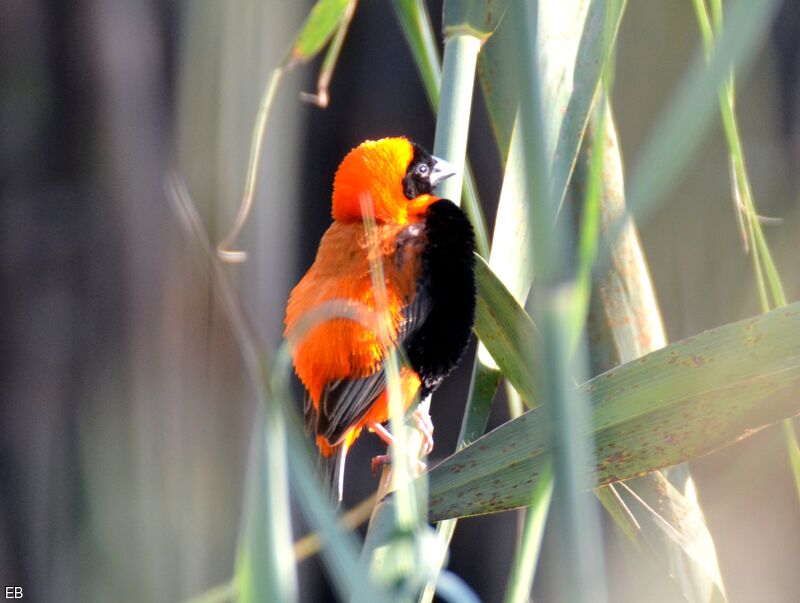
[369,421,395,447]
[367,421,427,474]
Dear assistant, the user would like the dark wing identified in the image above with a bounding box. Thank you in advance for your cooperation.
[313,284,432,446]
[303,390,315,435]
[316,373,387,444]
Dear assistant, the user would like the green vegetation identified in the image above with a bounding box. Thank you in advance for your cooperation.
[173,1,798,601]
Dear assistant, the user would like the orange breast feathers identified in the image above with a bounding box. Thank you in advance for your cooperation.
[283,220,423,407]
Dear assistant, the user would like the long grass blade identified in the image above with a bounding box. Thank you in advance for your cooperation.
[691,0,800,506]
[356,197,433,600]
[298,0,358,107]
[390,0,440,109]
[512,2,608,600]
[428,301,800,520]
[290,0,353,61]
[407,3,505,599]
[235,409,296,603]
[501,463,553,603]
[168,177,389,603]
[362,15,485,597]
[473,258,539,403]
[391,0,491,256]
[581,101,726,601]
[623,0,780,232]
[217,0,358,260]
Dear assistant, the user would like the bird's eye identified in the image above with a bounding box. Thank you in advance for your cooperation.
[416,164,429,176]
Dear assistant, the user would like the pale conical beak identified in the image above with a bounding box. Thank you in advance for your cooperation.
[429,156,458,188]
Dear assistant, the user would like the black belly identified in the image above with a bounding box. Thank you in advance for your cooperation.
[404,199,477,396]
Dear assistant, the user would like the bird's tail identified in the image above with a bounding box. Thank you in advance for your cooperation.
[323,444,348,507]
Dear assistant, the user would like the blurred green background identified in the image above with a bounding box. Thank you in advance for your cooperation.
[1,1,798,601]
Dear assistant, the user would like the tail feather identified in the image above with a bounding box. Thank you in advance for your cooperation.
[307,394,347,506]
[323,445,348,507]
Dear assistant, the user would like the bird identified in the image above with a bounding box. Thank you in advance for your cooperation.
[284,137,476,502]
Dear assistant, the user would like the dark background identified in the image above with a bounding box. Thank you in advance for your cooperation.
[2,1,799,601]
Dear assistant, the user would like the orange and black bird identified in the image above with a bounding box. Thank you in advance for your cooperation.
[284,137,476,501]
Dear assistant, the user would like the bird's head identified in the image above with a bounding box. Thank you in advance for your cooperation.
[332,137,457,223]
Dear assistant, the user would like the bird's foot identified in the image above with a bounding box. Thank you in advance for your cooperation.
[367,421,429,475]
[369,413,434,457]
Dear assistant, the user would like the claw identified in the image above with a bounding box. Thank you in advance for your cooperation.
[371,453,426,475]
[371,454,391,475]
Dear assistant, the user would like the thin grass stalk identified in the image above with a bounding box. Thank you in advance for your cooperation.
[691,0,800,501]
[581,98,726,600]
[216,67,284,262]
[360,196,420,527]
[432,35,480,205]
[273,346,387,603]
[502,463,554,603]
[357,203,434,600]
[235,404,296,603]
[513,2,607,600]
[621,0,780,239]
[392,0,492,256]
[168,178,389,603]
[361,15,484,601]
[292,493,377,562]
[481,116,553,595]
[281,401,388,603]
[217,0,359,260]
[171,178,297,603]
[299,0,358,107]
[392,5,519,600]
[410,23,484,603]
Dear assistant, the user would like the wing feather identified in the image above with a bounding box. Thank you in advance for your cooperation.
[317,372,387,444]
[306,221,431,446]
[316,280,431,445]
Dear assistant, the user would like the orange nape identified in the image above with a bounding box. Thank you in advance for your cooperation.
[314,368,422,457]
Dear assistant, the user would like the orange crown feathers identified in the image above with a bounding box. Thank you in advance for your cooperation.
[332,137,418,224]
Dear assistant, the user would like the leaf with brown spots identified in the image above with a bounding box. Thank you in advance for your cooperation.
[428,302,800,520]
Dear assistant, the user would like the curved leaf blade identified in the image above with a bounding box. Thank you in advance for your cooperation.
[582,103,726,601]
[292,0,351,63]
[429,303,800,520]
[473,256,539,403]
